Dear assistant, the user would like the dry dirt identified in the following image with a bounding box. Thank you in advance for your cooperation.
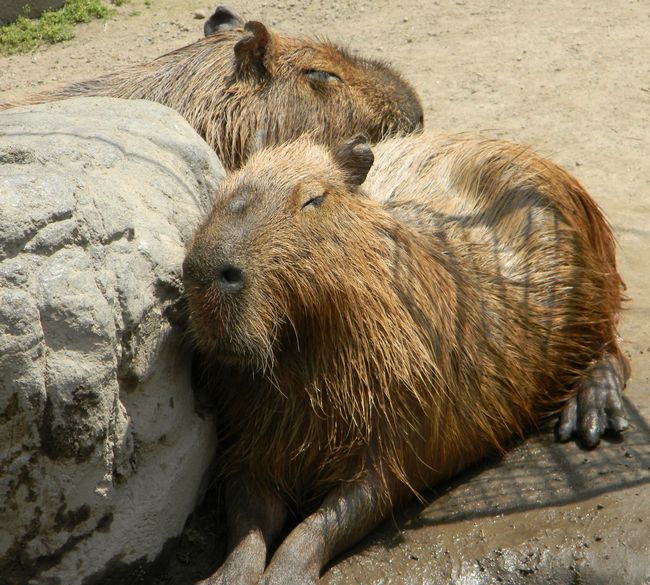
[1,1,649,584]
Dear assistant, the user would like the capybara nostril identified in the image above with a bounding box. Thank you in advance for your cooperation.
[216,264,245,292]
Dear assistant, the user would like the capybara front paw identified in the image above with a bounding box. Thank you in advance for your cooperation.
[260,569,319,585]
[198,547,265,585]
[198,565,261,585]
[260,548,320,585]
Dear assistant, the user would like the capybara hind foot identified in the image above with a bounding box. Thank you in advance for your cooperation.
[557,352,631,448]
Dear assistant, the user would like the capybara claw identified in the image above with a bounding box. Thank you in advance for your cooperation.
[608,415,629,433]
[556,395,578,442]
[580,411,604,449]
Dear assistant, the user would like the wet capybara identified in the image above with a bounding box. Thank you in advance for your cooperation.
[24,6,423,170]
[182,133,629,584]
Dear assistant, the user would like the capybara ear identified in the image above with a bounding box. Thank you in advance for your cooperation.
[204,6,245,37]
[234,21,273,76]
[334,135,375,187]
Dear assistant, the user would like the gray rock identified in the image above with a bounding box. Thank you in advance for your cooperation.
[0,0,66,24]
[0,97,224,585]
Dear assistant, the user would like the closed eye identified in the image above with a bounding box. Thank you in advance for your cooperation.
[304,69,342,83]
[301,194,327,209]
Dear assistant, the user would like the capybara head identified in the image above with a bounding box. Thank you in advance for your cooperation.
[183,135,385,370]
[48,6,423,170]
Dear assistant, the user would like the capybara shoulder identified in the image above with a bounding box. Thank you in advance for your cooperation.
[40,6,423,170]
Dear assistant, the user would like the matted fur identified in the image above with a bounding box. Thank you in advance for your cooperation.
[184,133,625,509]
[14,25,423,170]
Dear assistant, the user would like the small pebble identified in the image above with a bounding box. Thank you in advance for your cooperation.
[193,10,206,19]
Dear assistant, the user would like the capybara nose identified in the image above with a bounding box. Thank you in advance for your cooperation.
[216,264,245,292]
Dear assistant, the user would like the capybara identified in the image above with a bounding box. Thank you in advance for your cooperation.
[21,6,423,170]
[182,133,629,584]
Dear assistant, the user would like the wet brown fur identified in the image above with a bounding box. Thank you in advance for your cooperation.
[11,22,423,171]
[184,132,626,511]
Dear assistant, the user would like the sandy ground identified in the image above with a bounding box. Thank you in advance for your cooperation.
[2,1,649,583]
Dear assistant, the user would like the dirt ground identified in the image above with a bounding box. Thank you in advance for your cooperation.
[2,1,649,584]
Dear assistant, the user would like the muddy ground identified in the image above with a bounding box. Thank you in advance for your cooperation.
[1,1,649,583]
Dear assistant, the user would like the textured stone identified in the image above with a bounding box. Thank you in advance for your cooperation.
[0,97,223,585]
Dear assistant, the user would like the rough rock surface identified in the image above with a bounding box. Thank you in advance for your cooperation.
[0,0,65,24]
[0,97,223,585]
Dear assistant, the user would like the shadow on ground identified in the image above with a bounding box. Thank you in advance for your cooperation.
[409,396,650,529]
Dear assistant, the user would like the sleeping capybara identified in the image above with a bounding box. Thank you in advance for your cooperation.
[21,6,423,170]
[182,133,629,584]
